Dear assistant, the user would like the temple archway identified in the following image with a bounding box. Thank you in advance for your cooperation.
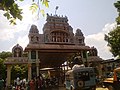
[4,44,28,87]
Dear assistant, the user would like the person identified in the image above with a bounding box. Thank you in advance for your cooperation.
[29,79,35,90]
[0,79,4,90]
[16,77,21,90]
[27,81,30,90]
[36,76,42,90]
[72,56,85,70]
[21,79,27,90]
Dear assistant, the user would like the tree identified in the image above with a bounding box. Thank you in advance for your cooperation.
[0,0,49,25]
[0,51,12,79]
[11,65,28,80]
[114,1,120,14]
[0,51,12,59]
[0,51,28,80]
[0,58,6,79]
[104,1,120,58]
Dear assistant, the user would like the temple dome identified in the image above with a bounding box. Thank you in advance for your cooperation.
[29,25,39,33]
[75,29,83,36]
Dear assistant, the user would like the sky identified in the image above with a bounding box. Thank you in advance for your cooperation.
[0,0,118,60]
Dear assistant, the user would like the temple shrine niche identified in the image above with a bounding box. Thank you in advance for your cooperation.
[12,44,23,57]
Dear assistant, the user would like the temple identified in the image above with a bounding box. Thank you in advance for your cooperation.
[25,13,103,78]
[4,14,103,86]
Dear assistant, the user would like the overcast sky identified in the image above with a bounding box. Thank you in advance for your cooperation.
[0,0,118,60]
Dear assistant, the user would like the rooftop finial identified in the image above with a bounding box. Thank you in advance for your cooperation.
[55,6,59,15]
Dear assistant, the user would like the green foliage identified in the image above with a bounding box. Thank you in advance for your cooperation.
[30,3,38,14]
[114,1,120,14]
[11,65,28,80]
[0,0,49,25]
[114,1,120,24]
[0,51,28,80]
[116,16,120,24]
[0,58,6,79]
[42,0,49,8]
[29,0,49,17]
[19,0,24,1]
[0,0,23,25]
[0,51,12,79]
[0,51,12,60]
[40,9,45,17]
[105,26,120,57]
[104,1,120,58]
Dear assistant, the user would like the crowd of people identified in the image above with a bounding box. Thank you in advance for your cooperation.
[12,76,43,90]
[12,75,59,90]
[13,77,27,90]
[0,73,61,90]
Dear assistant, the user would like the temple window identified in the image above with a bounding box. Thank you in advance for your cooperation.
[66,38,68,42]
[36,37,39,41]
[51,31,69,42]
[31,51,36,59]
[31,37,33,41]
[78,39,82,44]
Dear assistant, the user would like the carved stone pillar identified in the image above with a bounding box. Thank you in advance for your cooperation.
[28,50,31,61]
[28,63,32,81]
[36,50,39,76]
[6,65,11,86]
[27,50,32,81]
[36,62,39,76]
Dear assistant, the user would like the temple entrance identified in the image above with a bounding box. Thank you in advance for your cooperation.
[4,13,103,89]
[23,14,102,87]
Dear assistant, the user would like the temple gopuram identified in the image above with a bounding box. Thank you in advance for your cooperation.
[25,13,103,78]
[5,14,103,86]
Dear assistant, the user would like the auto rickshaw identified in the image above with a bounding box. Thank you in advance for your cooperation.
[64,67,96,90]
[103,67,120,90]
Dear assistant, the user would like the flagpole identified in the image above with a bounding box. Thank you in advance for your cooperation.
[55,6,59,15]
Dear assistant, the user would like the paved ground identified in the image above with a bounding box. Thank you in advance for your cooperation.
[96,87,108,90]
[44,86,108,90]
[8,86,108,90]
